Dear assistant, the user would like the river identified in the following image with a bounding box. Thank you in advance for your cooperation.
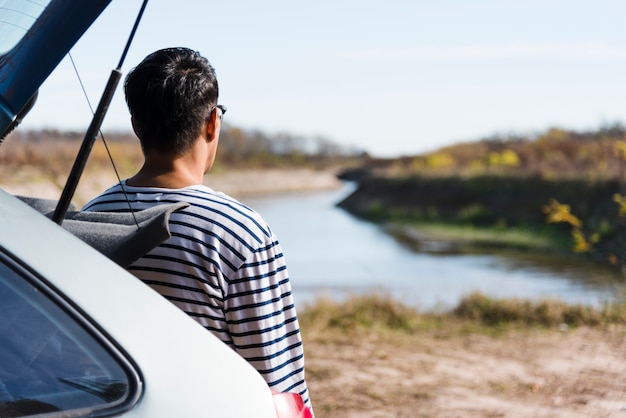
[241,183,623,310]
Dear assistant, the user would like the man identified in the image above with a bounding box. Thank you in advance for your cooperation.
[83,47,312,411]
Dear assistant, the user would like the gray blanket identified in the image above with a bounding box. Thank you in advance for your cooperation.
[19,196,188,268]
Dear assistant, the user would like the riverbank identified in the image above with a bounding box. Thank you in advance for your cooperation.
[204,167,343,197]
[385,221,563,254]
[338,174,626,271]
[0,167,343,206]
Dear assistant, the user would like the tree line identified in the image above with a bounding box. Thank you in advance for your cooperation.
[0,124,365,170]
[354,123,626,181]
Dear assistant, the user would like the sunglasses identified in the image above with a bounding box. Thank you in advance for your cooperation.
[212,104,227,121]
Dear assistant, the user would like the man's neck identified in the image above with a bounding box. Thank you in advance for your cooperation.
[126,170,202,189]
[127,151,206,189]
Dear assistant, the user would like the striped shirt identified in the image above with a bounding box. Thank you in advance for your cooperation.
[82,181,312,410]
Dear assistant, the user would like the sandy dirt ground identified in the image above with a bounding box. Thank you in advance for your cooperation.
[204,167,343,197]
[304,325,626,418]
[0,167,343,206]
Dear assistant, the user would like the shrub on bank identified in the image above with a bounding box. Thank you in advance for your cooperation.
[451,292,620,327]
[300,294,422,334]
[299,293,626,335]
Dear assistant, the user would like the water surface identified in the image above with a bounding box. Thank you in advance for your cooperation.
[242,183,621,310]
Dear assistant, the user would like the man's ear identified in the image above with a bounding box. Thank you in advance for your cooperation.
[205,109,220,142]
[131,116,141,138]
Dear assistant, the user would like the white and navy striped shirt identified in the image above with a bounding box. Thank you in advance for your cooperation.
[83,181,311,409]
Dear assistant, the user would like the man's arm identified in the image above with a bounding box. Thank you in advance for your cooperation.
[223,237,312,411]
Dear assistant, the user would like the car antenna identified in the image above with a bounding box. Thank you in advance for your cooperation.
[52,0,149,226]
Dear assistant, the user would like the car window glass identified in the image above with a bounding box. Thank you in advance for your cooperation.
[0,260,134,417]
[0,0,52,55]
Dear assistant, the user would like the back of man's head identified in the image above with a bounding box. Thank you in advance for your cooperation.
[124,47,219,156]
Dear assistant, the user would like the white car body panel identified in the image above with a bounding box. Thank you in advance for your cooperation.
[0,189,278,417]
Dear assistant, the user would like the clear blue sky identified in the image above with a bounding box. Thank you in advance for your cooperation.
[20,0,626,157]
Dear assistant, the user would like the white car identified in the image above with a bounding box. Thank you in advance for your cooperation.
[0,2,310,417]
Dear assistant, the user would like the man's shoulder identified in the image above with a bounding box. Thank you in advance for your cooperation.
[84,183,274,247]
[168,188,273,241]
[82,183,129,210]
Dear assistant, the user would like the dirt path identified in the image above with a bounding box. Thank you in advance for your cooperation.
[0,167,342,206]
[305,325,626,417]
[204,168,342,197]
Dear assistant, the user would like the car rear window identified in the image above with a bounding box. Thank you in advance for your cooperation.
[0,256,140,417]
[0,0,52,55]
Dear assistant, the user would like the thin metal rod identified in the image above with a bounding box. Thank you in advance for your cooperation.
[52,69,121,224]
[117,0,149,70]
[52,0,150,225]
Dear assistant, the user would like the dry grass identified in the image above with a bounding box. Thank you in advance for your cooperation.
[299,293,626,338]
[300,294,626,417]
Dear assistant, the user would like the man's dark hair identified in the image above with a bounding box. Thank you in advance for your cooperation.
[124,47,219,155]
